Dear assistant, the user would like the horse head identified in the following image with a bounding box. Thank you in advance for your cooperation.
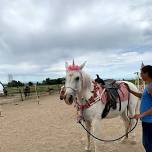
[64,60,86,105]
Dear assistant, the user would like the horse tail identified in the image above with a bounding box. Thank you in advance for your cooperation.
[123,81,139,116]
[135,97,140,114]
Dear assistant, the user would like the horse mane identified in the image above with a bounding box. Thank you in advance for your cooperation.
[81,71,92,90]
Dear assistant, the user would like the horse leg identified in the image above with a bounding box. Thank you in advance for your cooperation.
[121,111,130,143]
[84,121,91,151]
[128,102,137,144]
[92,118,104,152]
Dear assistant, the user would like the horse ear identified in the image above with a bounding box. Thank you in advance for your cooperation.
[65,62,68,69]
[72,59,75,66]
[80,61,87,70]
[141,61,145,68]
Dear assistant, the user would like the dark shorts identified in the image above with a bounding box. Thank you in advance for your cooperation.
[142,122,152,152]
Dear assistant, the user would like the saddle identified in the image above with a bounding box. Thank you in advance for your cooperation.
[104,79,120,104]
[94,74,105,85]
[94,75,121,118]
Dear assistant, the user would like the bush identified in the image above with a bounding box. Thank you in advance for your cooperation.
[28,82,33,86]
[42,77,65,85]
[8,80,24,87]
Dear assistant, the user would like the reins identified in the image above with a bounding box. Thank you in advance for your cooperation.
[78,118,138,142]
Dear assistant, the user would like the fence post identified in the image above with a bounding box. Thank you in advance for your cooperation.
[35,84,40,104]
[18,87,24,101]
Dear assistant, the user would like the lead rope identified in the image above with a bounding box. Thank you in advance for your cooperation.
[78,118,138,142]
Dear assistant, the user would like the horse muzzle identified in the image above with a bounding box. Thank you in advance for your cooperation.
[60,96,64,100]
[65,94,74,105]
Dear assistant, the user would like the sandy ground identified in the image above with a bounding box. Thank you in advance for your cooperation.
[0,94,145,152]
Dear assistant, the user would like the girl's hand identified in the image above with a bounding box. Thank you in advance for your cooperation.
[129,114,143,120]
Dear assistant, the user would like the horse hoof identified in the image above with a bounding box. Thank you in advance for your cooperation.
[80,137,85,144]
[121,138,128,144]
[129,140,137,145]
[85,146,91,152]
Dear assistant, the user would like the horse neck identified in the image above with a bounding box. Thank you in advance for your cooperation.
[77,71,94,101]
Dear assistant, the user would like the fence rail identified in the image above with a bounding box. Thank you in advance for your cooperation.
[0,84,62,105]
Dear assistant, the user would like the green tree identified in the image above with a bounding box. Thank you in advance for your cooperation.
[8,80,24,87]
[28,82,33,86]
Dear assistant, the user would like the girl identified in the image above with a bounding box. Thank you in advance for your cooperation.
[129,65,152,152]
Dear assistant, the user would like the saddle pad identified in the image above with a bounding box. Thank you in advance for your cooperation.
[96,82,129,104]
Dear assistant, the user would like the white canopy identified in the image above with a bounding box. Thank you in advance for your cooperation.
[0,84,3,94]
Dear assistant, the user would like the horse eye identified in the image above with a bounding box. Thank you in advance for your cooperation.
[75,77,80,81]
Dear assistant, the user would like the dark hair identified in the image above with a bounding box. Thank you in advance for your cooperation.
[141,65,152,78]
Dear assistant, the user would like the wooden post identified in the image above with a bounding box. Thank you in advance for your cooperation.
[18,87,24,101]
[137,72,140,90]
[134,72,139,89]
[141,61,145,91]
[35,84,40,104]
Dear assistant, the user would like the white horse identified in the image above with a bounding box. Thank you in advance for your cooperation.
[63,61,139,152]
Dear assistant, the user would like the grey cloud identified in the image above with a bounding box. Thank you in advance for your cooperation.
[0,0,152,80]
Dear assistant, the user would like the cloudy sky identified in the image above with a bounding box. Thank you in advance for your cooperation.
[0,0,152,83]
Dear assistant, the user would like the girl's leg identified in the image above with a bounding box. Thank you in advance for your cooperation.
[142,122,152,152]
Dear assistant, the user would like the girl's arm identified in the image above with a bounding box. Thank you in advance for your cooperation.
[129,108,152,120]
[129,89,142,98]
[141,108,152,117]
